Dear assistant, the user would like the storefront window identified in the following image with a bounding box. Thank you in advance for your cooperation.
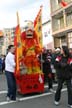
[68,32,72,48]
[61,36,67,45]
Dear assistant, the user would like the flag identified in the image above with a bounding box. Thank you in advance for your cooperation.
[59,0,67,7]
[34,6,43,48]
[14,12,22,76]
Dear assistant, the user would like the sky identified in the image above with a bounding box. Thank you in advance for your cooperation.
[0,0,51,29]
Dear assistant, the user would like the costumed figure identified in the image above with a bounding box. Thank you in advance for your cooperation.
[21,21,42,74]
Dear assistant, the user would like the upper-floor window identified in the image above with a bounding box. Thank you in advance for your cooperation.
[66,13,72,26]
[68,32,72,48]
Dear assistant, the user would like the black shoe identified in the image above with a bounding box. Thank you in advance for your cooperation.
[11,98,20,102]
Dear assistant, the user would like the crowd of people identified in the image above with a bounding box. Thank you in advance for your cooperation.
[38,46,72,108]
[0,55,5,74]
[0,45,72,107]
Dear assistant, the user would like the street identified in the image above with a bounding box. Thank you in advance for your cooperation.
[0,74,68,108]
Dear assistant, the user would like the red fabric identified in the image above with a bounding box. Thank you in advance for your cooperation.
[34,6,43,48]
[61,0,67,7]
[67,58,72,64]
[14,25,22,77]
[34,7,42,27]
[14,25,19,76]
[16,74,44,94]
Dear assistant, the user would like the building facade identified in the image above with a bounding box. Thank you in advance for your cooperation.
[50,0,72,48]
[42,20,54,49]
[0,30,4,55]
[0,27,25,55]
[3,27,16,54]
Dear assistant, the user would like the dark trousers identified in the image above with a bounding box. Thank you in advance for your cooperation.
[55,78,72,105]
[5,71,17,100]
[47,76,53,89]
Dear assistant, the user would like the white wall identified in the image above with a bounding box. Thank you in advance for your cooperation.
[42,20,54,49]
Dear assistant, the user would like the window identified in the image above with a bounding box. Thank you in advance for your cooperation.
[68,32,72,48]
[61,36,67,45]
[44,32,48,37]
[58,0,61,3]
[66,13,72,26]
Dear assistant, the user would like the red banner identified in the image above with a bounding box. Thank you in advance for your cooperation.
[34,6,43,48]
[14,25,22,76]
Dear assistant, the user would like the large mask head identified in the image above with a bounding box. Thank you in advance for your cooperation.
[24,20,34,38]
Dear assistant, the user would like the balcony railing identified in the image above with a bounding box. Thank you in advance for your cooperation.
[51,0,72,13]
[66,21,72,27]
[53,25,64,32]
[65,0,72,3]
[51,5,61,13]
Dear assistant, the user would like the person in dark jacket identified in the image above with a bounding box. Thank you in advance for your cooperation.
[54,45,72,108]
[38,48,53,92]
[2,55,6,73]
[0,57,2,73]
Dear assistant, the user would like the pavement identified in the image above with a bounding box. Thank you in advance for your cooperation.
[0,73,69,108]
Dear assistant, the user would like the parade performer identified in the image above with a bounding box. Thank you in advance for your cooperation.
[21,21,42,74]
